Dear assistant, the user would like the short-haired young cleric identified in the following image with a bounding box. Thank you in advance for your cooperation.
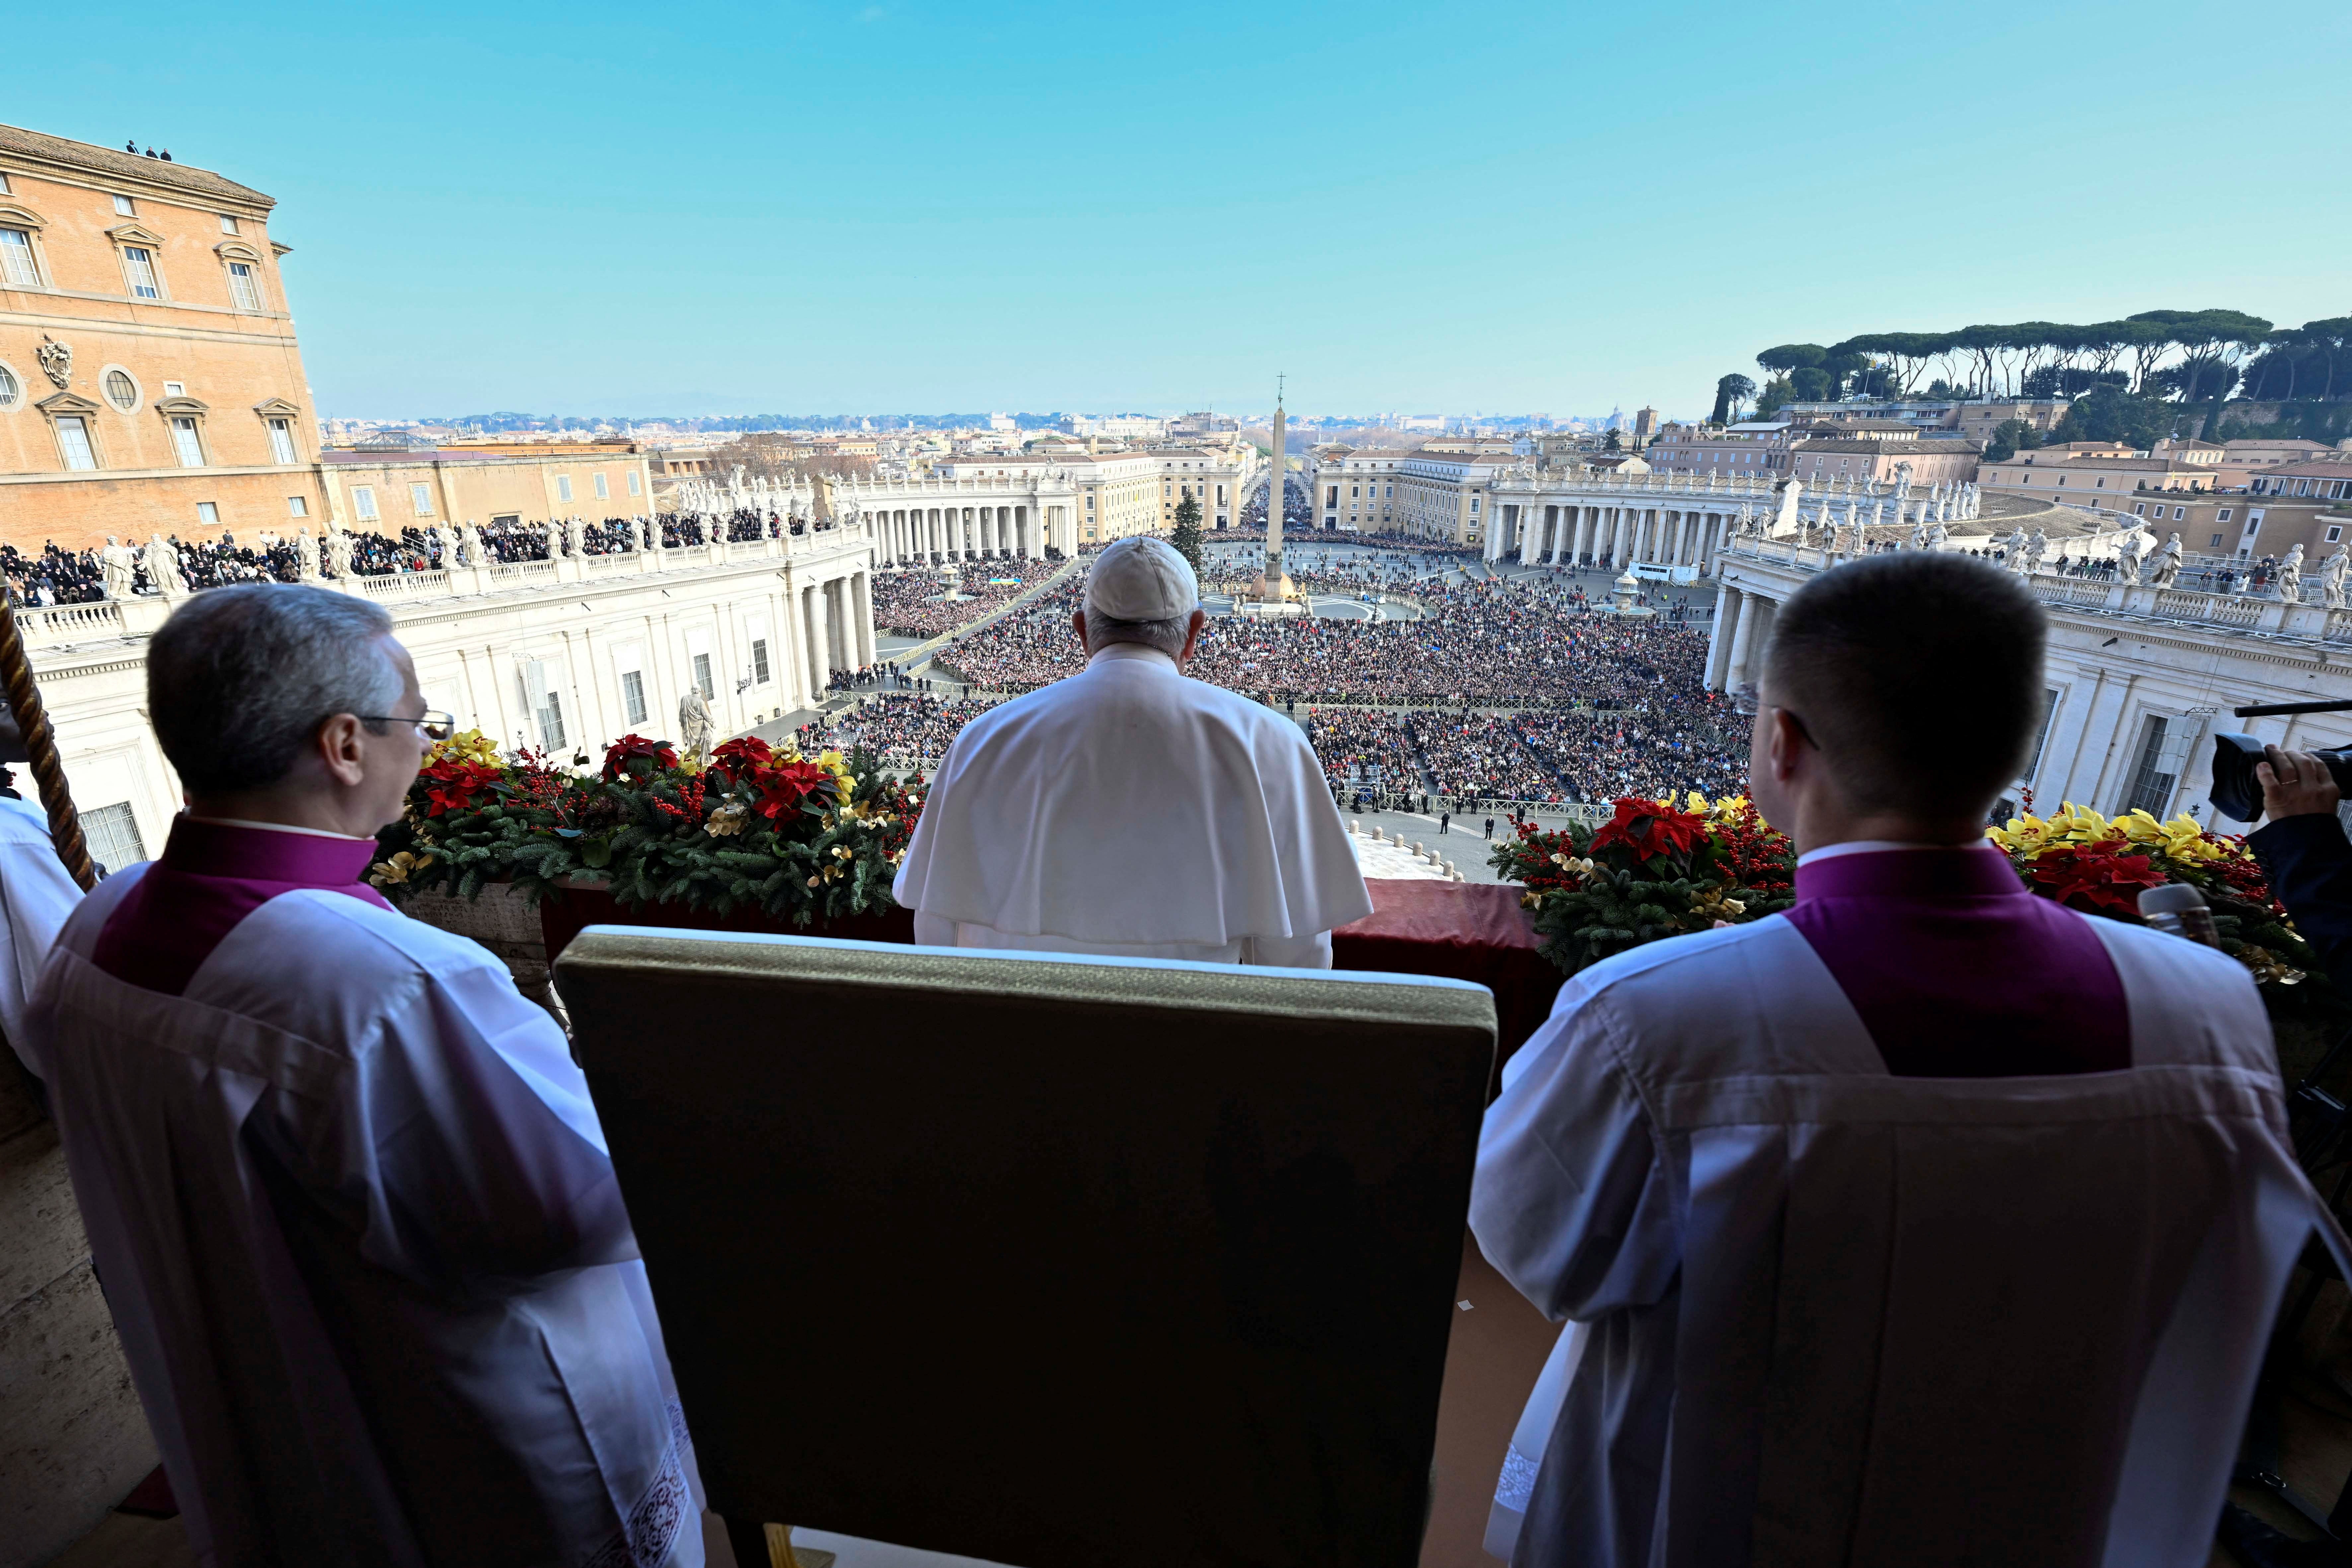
[893,536,1371,964]
[1472,553,2335,1567]
[25,586,702,1568]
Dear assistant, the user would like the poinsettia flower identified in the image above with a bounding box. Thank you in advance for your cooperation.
[419,759,504,816]
[706,737,774,786]
[752,760,836,820]
[1589,795,1708,862]
[2022,845,2168,916]
[602,734,679,781]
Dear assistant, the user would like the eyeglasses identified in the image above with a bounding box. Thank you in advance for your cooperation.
[354,710,457,742]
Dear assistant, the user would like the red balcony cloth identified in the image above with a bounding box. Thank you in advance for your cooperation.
[1334,880,1561,1075]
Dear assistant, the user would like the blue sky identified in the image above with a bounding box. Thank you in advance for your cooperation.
[16,1,2349,419]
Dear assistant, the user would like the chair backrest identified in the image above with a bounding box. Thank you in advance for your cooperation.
[559,929,1497,1568]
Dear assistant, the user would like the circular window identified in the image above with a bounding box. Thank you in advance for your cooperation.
[103,367,140,411]
[0,362,19,411]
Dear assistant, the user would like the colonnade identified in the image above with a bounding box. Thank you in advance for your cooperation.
[873,503,1044,565]
[799,569,878,686]
[1491,500,1743,574]
[1703,583,1777,694]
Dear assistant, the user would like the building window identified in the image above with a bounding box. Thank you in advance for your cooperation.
[2330,527,2345,545]
[225,261,261,311]
[162,380,185,397]
[556,475,573,502]
[593,472,609,500]
[120,246,161,299]
[621,670,647,727]
[410,482,434,516]
[693,652,715,700]
[77,802,144,874]
[266,417,297,464]
[170,416,204,466]
[2210,533,2224,548]
[2124,715,2179,817]
[54,415,97,470]
[219,214,238,234]
[196,501,219,525]
[0,228,37,286]
[288,495,309,518]
[2172,506,2186,520]
[2217,509,2233,522]
[0,362,17,409]
[112,194,134,216]
[526,661,567,749]
[104,369,139,411]
[352,485,379,520]
[752,638,770,684]
[627,469,642,497]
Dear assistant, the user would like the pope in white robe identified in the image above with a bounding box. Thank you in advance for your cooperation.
[893,536,1371,965]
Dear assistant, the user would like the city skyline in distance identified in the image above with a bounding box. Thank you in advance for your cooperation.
[10,0,2348,418]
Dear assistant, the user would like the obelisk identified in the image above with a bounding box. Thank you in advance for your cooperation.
[1256,379,1293,605]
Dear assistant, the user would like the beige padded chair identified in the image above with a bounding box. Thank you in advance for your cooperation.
[558,928,1497,1568]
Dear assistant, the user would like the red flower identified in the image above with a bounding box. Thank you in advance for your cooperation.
[420,759,504,816]
[1589,796,1708,863]
[752,760,835,820]
[602,734,679,781]
[2023,845,2169,916]
[707,737,774,785]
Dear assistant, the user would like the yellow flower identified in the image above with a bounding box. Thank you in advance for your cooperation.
[370,850,433,886]
[430,729,501,767]
[2239,946,2306,987]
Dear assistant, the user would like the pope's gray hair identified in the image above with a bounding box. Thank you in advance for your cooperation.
[1084,610,1190,659]
[148,585,403,795]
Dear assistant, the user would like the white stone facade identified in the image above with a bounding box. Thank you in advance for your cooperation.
[1710,536,2352,826]
[23,522,879,861]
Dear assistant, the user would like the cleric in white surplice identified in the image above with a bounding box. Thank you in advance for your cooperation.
[24,586,701,1568]
[1472,553,2340,1568]
[893,536,1371,965]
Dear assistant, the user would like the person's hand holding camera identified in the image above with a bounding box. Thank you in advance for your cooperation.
[2257,744,2343,821]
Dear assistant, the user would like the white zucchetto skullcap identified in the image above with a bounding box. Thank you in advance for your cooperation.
[1084,536,1199,621]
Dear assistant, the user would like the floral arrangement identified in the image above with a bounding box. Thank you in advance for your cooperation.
[372,729,922,925]
[1490,794,1795,975]
[1495,792,2342,1036]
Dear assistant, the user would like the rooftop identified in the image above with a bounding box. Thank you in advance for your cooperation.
[0,121,271,207]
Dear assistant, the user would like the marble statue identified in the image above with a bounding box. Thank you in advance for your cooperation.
[98,535,138,600]
[1925,520,1948,552]
[2022,529,2048,575]
[2320,544,2351,609]
[464,521,489,568]
[430,522,458,570]
[326,525,353,578]
[564,514,586,557]
[2147,533,2184,589]
[295,529,320,581]
[2114,526,2148,586]
[1998,528,2029,568]
[2276,543,2306,603]
[677,686,716,762]
[143,534,187,598]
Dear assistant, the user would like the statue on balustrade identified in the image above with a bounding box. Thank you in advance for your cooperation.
[143,534,188,598]
[295,529,320,581]
[1998,527,2028,568]
[325,526,353,579]
[1925,520,1948,552]
[641,514,660,552]
[2147,533,2184,589]
[98,536,138,600]
[2276,543,2306,603]
[2021,529,2048,575]
[564,514,586,557]
[2321,544,2351,609]
[677,686,716,763]
[431,522,458,571]
[462,521,488,568]
[2114,526,2148,586]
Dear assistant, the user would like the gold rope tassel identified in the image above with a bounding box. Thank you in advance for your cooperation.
[0,581,94,890]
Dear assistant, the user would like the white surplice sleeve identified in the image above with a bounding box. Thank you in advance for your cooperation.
[231,897,639,1290]
[0,795,86,1070]
[1469,978,1682,1321]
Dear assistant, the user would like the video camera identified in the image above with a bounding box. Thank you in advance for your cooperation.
[2209,699,2352,822]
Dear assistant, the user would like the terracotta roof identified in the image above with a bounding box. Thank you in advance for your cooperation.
[1793,439,1975,456]
[2259,459,2352,479]
[0,121,272,207]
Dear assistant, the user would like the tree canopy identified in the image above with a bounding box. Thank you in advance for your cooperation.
[1751,309,2331,406]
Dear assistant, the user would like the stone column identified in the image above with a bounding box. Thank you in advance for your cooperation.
[801,582,824,697]
[1706,586,1742,689]
[852,571,875,666]
[1724,591,1764,690]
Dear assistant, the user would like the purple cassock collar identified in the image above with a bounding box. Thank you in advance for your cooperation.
[92,817,394,997]
[1781,845,2130,1076]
